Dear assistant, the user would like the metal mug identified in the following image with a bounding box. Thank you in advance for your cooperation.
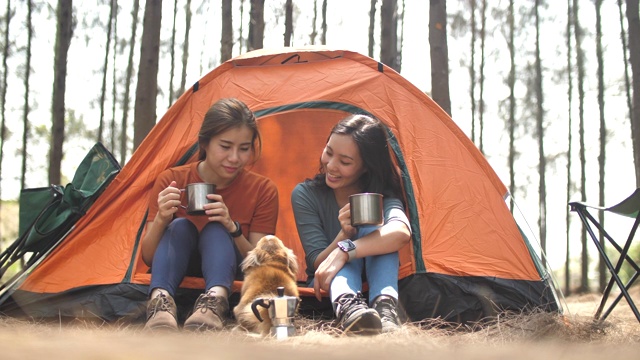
[349,193,384,226]
[180,183,216,215]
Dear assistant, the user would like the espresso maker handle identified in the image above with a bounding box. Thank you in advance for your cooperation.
[251,298,270,322]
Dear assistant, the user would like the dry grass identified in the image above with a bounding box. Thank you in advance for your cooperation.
[1,203,639,359]
[1,290,639,360]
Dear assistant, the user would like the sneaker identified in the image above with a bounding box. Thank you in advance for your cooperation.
[334,292,382,335]
[372,295,402,333]
[183,293,229,331]
[144,292,178,331]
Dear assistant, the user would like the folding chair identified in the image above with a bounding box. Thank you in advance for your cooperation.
[569,189,640,323]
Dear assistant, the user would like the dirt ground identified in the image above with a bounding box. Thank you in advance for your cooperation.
[0,289,639,360]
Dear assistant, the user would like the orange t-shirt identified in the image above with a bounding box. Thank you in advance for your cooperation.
[146,161,278,236]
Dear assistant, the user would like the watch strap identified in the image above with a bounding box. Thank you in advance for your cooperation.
[338,239,356,262]
[229,221,243,238]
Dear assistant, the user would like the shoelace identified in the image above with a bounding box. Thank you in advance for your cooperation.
[148,294,173,319]
[194,294,222,314]
[335,292,369,322]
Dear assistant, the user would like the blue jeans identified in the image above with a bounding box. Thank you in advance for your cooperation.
[330,224,399,305]
[149,218,241,297]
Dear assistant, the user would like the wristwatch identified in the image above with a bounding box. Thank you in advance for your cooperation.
[229,221,243,238]
[337,239,357,262]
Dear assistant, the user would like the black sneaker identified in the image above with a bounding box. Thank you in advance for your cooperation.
[333,292,382,335]
[372,295,402,333]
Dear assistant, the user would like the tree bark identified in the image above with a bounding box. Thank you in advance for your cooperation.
[0,0,12,207]
[429,0,451,116]
[110,0,118,152]
[133,0,162,150]
[573,0,589,293]
[248,0,264,51]
[507,0,516,212]
[627,0,640,187]
[478,0,486,153]
[98,0,116,144]
[565,0,574,296]
[380,0,399,72]
[168,0,178,106]
[310,0,318,45]
[321,0,327,45]
[284,0,293,46]
[594,0,607,292]
[49,0,73,186]
[534,0,547,264]
[469,0,477,144]
[221,0,233,62]
[368,0,377,58]
[121,0,140,165]
[179,0,191,95]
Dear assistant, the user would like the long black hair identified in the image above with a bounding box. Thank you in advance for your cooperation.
[309,114,403,199]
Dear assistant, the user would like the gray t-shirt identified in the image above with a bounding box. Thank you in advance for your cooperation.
[291,181,411,282]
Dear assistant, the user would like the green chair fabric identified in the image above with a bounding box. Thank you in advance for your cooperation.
[1,142,120,288]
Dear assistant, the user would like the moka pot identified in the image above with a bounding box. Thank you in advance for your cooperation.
[251,286,298,339]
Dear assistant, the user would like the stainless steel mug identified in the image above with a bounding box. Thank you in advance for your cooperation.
[349,193,384,226]
[181,183,216,215]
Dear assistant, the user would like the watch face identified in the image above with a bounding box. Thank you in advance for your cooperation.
[338,240,356,252]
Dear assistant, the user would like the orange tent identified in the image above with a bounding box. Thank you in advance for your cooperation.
[1,48,560,323]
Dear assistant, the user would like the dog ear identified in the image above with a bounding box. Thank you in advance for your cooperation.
[286,248,299,277]
[241,247,263,271]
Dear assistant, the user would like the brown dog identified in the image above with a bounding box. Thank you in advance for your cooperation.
[233,235,300,336]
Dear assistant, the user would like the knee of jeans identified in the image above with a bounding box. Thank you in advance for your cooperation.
[167,218,198,234]
[201,221,229,237]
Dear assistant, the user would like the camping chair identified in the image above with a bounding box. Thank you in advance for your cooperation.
[0,143,120,300]
[568,189,640,323]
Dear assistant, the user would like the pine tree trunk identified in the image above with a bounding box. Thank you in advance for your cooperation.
[0,0,12,209]
[380,0,399,72]
[179,0,191,95]
[49,0,72,186]
[110,0,118,153]
[595,0,607,292]
[627,0,640,187]
[284,0,292,46]
[321,0,327,45]
[248,0,264,51]
[429,0,451,116]
[221,0,233,62]
[368,0,376,58]
[618,0,633,127]
[133,0,162,150]
[469,0,476,144]
[573,0,589,293]
[168,0,178,106]
[310,0,318,45]
[99,0,116,144]
[534,0,547,265]
[565,0,574,296]
[507,0,516,212]
[121,0,140,166]
[478,0,486,154]
[397,0,405,72]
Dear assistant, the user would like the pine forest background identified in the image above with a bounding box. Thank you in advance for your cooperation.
[1,0,640,298]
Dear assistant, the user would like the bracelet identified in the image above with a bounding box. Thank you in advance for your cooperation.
[229,221,243,238]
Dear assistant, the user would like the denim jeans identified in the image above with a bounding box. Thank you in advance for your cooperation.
[330,224,399,305]
[149,218,240,296]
